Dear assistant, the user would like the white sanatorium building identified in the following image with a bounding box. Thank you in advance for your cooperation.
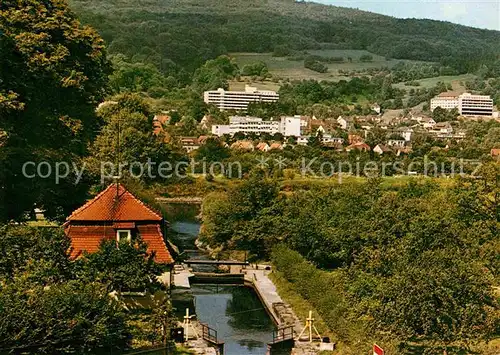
[212,116,301,137]
[430,92,494,117]
[204,85,279,111]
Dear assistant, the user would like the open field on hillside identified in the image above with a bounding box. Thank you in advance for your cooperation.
[231,51,424,81]
[230,51,474,94]
[394,73,476,90]
[229,72,475,98]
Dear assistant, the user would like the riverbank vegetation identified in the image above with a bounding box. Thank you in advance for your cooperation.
[200,164,500,353]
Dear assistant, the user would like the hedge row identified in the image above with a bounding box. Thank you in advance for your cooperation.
[270,245,359,342]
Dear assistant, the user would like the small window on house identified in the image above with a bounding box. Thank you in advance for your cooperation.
[116,230,132,243]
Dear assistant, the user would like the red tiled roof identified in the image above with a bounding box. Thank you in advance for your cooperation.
[347,142,371,151]
[65,224,173,264]
[348,134,364,145]
[180,136,200,145]
[137,224,174,264]
[269,142,283,150]
[67,184,162,222]
[114,222,136,229]
[66,225,115,259]
[65,183,174,264]
[198,135,209,144]
[154,115,170,125]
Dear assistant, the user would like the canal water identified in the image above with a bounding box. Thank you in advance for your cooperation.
[164,203,276,355]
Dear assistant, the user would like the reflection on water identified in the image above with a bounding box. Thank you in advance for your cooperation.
[162,202,200,223]
[171,221,200,237]
[163,202,201,252]
[192,285,275,355]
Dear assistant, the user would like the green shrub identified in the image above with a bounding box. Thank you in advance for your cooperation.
[304,56,328,73]
[273,45,291,57]
[359,54,373,62]
[0,279,130,354]
[271,245,353,340]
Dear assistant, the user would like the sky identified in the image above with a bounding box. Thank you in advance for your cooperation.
[316,0,500,31]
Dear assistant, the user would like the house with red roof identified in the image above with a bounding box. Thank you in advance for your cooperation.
[491,148,500,160]
[64,183,174,264]
[345,142,371,152]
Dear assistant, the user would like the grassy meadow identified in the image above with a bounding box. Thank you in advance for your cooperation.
[230,52,476,97]
[393,73,476,90]
[231,50,422,81]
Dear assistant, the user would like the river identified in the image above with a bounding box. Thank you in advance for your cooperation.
[165,203,276,355]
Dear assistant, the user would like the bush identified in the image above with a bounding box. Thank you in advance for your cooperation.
[273,45,291,57]
[0,225,73,283]
[304,57,328,73]
[0,279,130,354]
[328,56,344,63]
[283,168,296,180]
[359,54,373,62]
[76,238,163,292]
[241,62,269,77]
[271,245,353,340]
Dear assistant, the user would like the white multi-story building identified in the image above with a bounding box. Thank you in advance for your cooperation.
[430,92,494,117]
[211,124,231,136]
[211,116,301,137]
[204,85,279,111]
[430,92,460,111]
[459,93,494,116]
[228,116,280,135]
[281,115,302,137]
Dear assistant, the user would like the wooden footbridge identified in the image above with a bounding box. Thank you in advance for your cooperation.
[183,259,249,266]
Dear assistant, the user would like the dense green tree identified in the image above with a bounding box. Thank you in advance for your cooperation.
[200,176,279,251]
[192,55,239,92]
[0,0,111,222]
[0,279,130,354]
[307,131,323,148]
[195,137,230,163]
[148,299,177,346]
[304,57,328,73]
[0,225,73,283]
[359,54,373,62]
[272,45,291,57]
[241,61,269,77]
[87,93,187,184]
[370,250,498,348]
[76,238,163,292]
[175,116,200,136]
[109,55,168,94]
[365,127,387,149]
[169,111,182,125]
[433,107,459,122]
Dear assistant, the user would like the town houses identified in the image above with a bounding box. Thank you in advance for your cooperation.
[144,84,500,162]
[156,108,487,156]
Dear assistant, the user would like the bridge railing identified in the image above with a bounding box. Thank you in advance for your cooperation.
[184,259,249,266]
[271,326,294,344]
[201,323,220,344]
